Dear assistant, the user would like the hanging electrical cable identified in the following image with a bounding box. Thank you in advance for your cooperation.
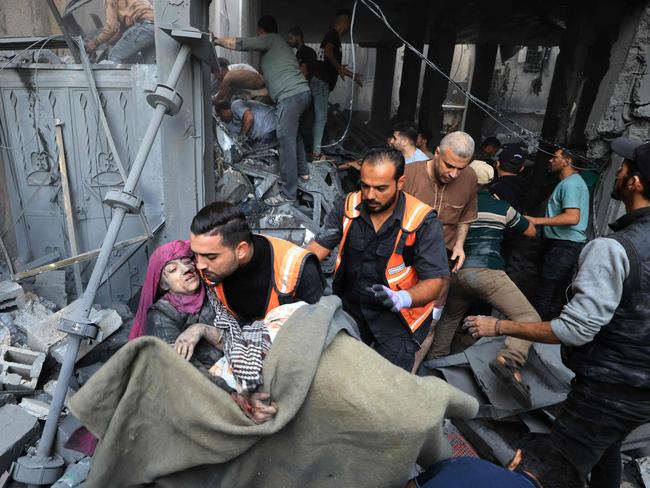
[321,0,359,149]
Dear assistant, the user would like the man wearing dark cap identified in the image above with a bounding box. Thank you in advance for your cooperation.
[489,144,529,213]
[464,137,650,488]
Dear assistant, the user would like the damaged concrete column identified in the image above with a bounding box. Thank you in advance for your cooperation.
[370,44,398,134]
[395,0,429,122]
[586,2,650,235]
[463,43,498,143]
[534,0,626,186]
[155,0,216,243]
[417,5,457,145]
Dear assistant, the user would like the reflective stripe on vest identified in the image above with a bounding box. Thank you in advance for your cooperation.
[334,191,436,334]
[211,235,311,319]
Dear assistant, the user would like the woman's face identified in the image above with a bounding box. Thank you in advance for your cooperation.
[160,257,201,296]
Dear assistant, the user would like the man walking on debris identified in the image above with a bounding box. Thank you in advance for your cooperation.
[402,131,477,361]
[465,137,650,488]
[432,160,539,406]
[308,147,449,372]
[287,26,317,80]
[213,15,311,206]
[84,0,155,64]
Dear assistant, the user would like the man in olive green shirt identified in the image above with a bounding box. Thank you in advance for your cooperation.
[214,15,311,206]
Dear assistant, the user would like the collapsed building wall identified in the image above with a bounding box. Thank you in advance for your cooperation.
[586,1,650,235]
[0,64,165,305]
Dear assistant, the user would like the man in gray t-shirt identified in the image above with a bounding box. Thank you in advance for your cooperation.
[214,15,311,205]
[216,99,277,147]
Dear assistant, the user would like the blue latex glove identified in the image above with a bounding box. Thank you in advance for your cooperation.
[370,284,412,312]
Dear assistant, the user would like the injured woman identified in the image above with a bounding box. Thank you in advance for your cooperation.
[129,239,303,424]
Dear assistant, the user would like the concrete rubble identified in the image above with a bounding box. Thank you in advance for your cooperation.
[0,269,127,478]
[0,281,25,312]
[0,403,39,474]
[34,271,68,310]
[0,345,45,391]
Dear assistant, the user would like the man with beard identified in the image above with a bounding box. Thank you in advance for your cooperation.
[464,137,650,488]
[190,201,324,323]
[402,131,477,364]
[307,147,450,371]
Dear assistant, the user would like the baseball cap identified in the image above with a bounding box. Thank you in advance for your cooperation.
[470,160,495,185]
[611,137,650,182]
[497,144,526,173]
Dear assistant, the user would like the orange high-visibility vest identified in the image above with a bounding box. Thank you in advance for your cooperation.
[211,236,312,319]
[334,191,436,334]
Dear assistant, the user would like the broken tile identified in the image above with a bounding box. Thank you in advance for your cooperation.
[0,404,39,473]
[34,271,67,310]
[0,345,45,391]
[0,281,24,312]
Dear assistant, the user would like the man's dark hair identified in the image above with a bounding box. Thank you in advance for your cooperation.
[335,8,352,18]
[481,136,501,149]
[288,26,303,39]
[258,15,278,34]
[393,122,418,146]
[215,100,231,113]
[217,57,230,70]
[362,146,405,180]
[190,202,253,248]
[626,160,650,199]
[514,436,583,488]
[418,128,432,144]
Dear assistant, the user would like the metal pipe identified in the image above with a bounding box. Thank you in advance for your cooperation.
[33,43,191,463]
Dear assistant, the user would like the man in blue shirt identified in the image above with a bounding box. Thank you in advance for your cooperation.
[216,99,277,147]
[389,122,430,164]
[527,148,589,320]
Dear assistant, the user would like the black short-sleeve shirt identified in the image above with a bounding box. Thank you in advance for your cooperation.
[296,44,317,80]
[314,28,342,91]
[315,192,449,336]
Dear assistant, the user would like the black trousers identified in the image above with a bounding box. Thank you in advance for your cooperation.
[534,238,584,321]
[550,377,650,488]
[344,304,419,372]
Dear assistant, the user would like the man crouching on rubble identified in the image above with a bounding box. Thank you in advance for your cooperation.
[308,146,450,373]
[189,202,325,422]
[465,138,650,488]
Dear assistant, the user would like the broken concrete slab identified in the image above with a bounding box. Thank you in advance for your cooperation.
[19,397,50,420]
[34,271,67,310]
[13,299,53,334]
[50,308,122,364]
[0,281,24,312]
[0,403,39,473]
[0,345,45,391]
[26,300,122,360]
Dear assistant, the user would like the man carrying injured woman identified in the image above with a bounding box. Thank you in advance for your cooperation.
[129,202,325,423]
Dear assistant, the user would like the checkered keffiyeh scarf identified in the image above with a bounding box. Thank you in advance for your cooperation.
[206,286,271,392]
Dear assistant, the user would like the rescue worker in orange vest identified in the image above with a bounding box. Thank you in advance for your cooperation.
[190,201,325,320]
[189,201,325,419]
[308,147,450,372]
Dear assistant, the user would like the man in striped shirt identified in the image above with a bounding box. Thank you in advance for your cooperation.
[432,160,538,405]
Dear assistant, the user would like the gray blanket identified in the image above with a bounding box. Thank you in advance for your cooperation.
[69,296,479,487]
